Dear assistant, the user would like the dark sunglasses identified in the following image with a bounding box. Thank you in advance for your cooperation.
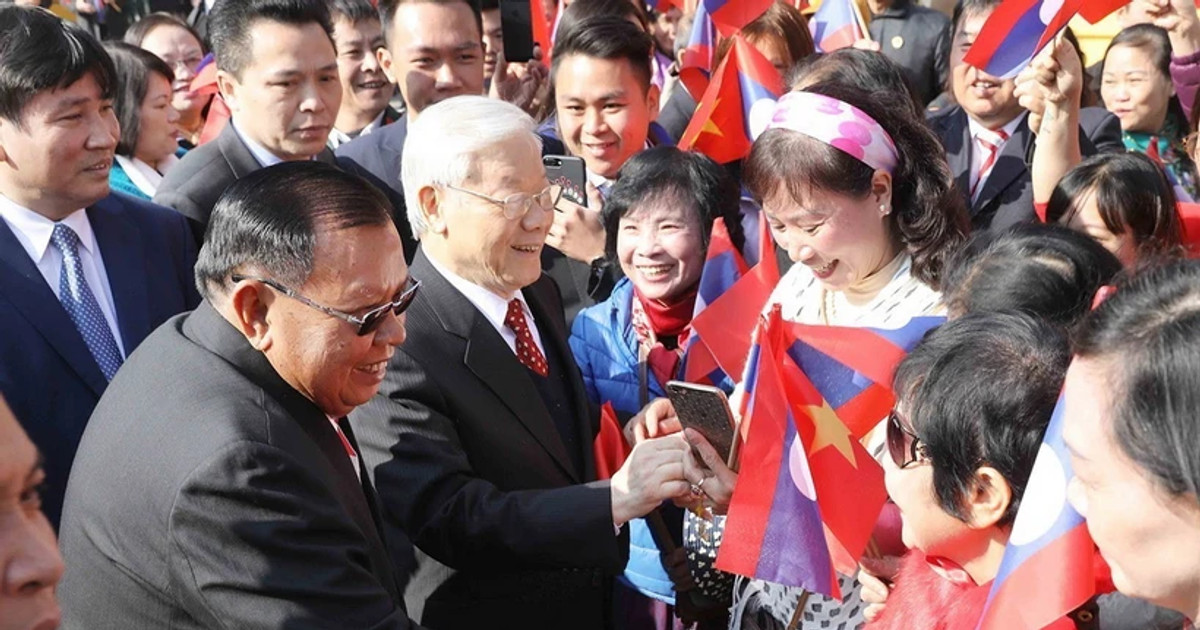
[886,409,929,469]
[232,274,421,336]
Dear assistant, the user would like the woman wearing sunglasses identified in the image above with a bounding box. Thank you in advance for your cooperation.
[864,310,1072,629]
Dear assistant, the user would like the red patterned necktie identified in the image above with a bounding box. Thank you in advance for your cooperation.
[505,299,548,377]
[971,129,1009,201]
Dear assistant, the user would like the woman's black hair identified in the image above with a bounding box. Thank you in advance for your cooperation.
[1045,152,1183,259]
[894,311,1070,527]
[743,82,969,290]
[943,223,1123,329]
[788,48,922,118]
[1075,259,1200,499]
[1103,24,1190,138]
[602,146,744,262]
[103,42,175,158]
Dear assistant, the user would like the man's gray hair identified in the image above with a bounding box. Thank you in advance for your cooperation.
[401,95,542,239]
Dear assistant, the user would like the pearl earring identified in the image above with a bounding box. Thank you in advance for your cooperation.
[880,204,890,216]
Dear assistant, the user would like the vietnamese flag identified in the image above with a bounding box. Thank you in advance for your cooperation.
[1078,0,1127,23]
[678,34,783,164]
[592,402,630,480]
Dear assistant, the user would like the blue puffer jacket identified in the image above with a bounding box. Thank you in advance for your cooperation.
[569,278,675,604]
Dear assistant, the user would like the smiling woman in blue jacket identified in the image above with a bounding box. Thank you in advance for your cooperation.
[569,146,744,628]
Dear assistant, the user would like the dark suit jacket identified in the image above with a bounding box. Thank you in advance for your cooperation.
[868,0,950,106]
[57,302,417,630]
[351,249,626,630]
[336,114,567,264]
[154,123,338,243]
[928,105,1124,232]
[0,193,199,528]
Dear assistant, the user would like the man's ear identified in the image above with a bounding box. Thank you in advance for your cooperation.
[963,466,1013,530]
[227,280,275,352]
[378,46,396,84]
[216,69,240,111]
[418,185,447,235]
[646,83,661,123]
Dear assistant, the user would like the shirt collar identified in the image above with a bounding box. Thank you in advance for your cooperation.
[0,194,95,262]
[232,121,286,168]
[423,251,532,333]
[968,112,1025,144]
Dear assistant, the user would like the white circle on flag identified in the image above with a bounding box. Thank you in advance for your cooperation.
[748,97,777,141]
[1039,0,1064,24]
[788,437,818,501]
[1008,443,1067,546]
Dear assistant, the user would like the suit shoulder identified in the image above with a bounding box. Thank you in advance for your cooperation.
[160,141,229,191]
[909,5,949,25]
[337,122,402,162]
[926,104,962,128]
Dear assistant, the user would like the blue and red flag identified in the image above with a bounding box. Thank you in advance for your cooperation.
[809,0,866,52]
[716,307,840,595]
[678,34,783,164]
[679,0,718,98]
[706,0,775,36]
[681,217,748,388]
[977,395,1096,629]
[962,0,1084,79]
[689,211,780,386]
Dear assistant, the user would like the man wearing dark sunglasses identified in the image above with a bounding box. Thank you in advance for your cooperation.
[58,162,422,629]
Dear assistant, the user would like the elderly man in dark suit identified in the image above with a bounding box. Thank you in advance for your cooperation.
[928,0,1124,233]
[154,0,341,241]
[0,6,199,528]
[58,162,422,629]
[351,95,689,630]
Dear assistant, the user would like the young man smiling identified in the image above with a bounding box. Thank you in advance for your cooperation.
[327,0,401,150]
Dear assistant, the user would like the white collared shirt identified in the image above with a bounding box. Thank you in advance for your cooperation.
[424,253,546,358]
[966,113,1025,201]
[114,153,180,198]
[0,195,126,356]
[232,122,287,168]
[327,108,388,150]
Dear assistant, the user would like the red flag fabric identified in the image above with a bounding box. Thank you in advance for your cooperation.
[679,0,717,98]
[678,35,783,164]
[531,0,554,61]
[593,402,630,480]
[190,59,229,146]
[1078,0,1128,23]
[708,0,775,36]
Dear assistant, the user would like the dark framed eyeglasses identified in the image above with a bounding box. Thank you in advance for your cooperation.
[231,274,420,336]
[886,409,929,469]
[445,183,562,220]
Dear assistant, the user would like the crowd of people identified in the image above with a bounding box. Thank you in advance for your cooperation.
[2,0,1200,629]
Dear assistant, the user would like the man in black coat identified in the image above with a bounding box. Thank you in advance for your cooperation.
[928,0,1123,232]
[351,95,689,630]
[862,0,950,106]
[58,162,422,629]
[154,0,341,240]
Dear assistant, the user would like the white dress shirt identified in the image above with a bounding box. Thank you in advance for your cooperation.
[232,122,286,168]
[966,113,1025,202]
[424,254,547,358]
[0,195,126,356]
[327,108,388,150]
[114,153,180,198]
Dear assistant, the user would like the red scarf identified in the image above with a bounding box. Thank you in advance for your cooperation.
[630,287,697,387]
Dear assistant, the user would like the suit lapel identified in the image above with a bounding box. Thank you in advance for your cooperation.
[0,218,107,396]
[972,115,1031,215]
[944,109,973,210]
[218,125,268,179]
[88,197,152,351]
[412,251,580,482]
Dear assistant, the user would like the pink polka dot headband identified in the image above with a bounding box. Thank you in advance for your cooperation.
[765,91,899,174]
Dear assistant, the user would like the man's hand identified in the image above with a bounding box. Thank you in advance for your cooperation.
[624,397,683,445]
[852,39,882,52]
[488,46,549,117]
[610,433,689,526]
[546,183,606,264]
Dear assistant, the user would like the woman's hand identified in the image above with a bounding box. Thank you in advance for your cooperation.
[1133,0,1200,56]
[859,555,901,623]
[625,397,683,445]
[679,428,738,514]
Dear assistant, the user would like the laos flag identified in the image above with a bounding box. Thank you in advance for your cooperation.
[679,0,717,98]
[962,0,1084,79]
[678,34,783,164]
[688,213,780,388]
[681,218,748,388]
[809,0,865,52]
[976,396,1096,630]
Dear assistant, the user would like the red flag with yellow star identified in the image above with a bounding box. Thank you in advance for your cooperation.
[677,34,782,164]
